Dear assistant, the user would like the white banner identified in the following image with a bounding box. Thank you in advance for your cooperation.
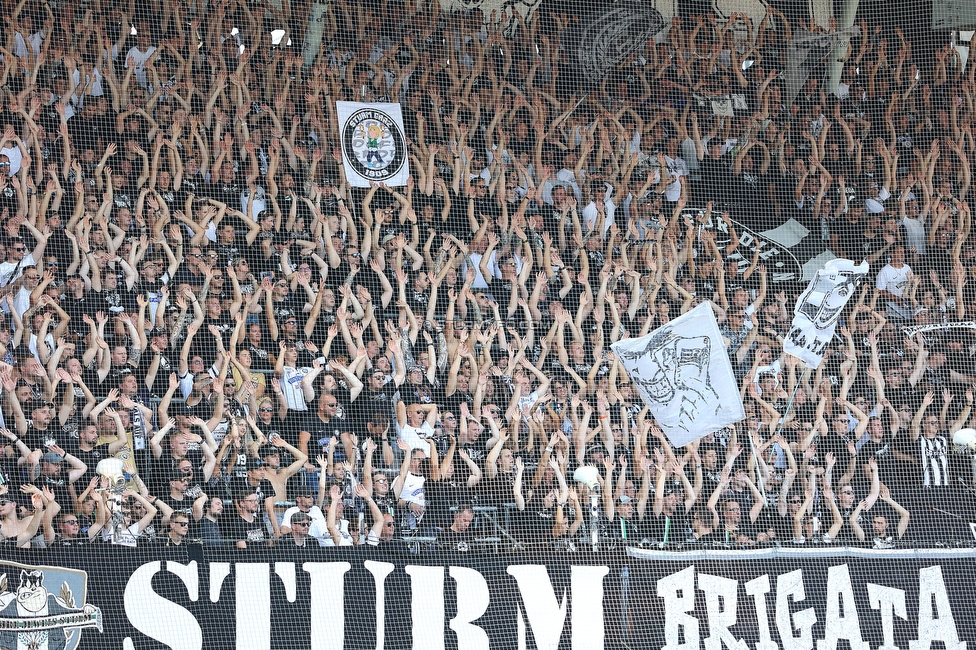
[335,102,409,188]
[784,258,869,369]
[611,302,744,448]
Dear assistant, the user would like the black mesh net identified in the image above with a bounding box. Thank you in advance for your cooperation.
[0,0,975,647]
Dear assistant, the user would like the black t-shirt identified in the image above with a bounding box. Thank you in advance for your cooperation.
[207,175,244,207]
[89,287,131,317]
[229,478,274,510]
[68,444,111,487]
[350,387,395,430]
[480,472,516,506]
[22,424,59,452]
[687,530,724,545]
[245,339,275,371]
[0,456,24,493]
[645,511,687,545]
[857,439,900,489]
[424,479,473,527]
[228,514,267,547]
[436,527,476,552]
[33,471,73,512]
[302,412,352,462]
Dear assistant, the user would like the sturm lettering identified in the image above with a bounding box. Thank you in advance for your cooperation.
[120,562,965,650]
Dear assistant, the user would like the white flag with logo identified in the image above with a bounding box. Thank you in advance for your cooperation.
[335,102,410,188]
[611,302,744,448]
[783,258,869,369]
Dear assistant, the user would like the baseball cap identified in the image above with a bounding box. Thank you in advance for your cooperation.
[292,484,314,499]
[246,457,264,471]
[43,451,64,464]
[585,444,607,459]
[29,400,55,413]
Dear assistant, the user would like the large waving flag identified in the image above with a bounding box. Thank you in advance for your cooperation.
[784,259,869,369]
[612,302,745,447]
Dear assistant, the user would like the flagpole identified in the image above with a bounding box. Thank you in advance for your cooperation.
[773,367,808,441]
[754,366,807,505]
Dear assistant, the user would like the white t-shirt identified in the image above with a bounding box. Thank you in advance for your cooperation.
[13,31,44,58]
[398,421,435,454]
[876,263,912,298]
[281,366,311,411]
[864,187,891,214]
[581,182,617,235]
[72,67,105,98]
[463,252,489,289]
[902,217,926,255]
[0,253,36,287]
[399,472,426,507]
[102,522,143,547]
[282,505,325,528]
[662,155,689,201]
[310,517,354,546]
[124,45,157,89]
[11,286,31,317]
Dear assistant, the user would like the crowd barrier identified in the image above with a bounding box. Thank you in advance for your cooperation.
[2,546,974,649]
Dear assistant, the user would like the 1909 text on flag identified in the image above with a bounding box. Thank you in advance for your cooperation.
[336,102,410,188]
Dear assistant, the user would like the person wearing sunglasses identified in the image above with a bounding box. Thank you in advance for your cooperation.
[280,484,324,537]
[282,508,316,549]
[0,229,50,288]
[160,514,192,546]
[54,508,104,546]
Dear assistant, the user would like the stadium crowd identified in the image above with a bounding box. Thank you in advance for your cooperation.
[1,0,976,553]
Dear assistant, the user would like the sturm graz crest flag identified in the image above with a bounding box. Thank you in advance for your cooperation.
[336,102,410,188]
[612,302,744,448]
[784,258,869,369]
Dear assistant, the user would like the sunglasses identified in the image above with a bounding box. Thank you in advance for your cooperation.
[63,519,79,524]
[259,407,275,412]
[292,521,310,527]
